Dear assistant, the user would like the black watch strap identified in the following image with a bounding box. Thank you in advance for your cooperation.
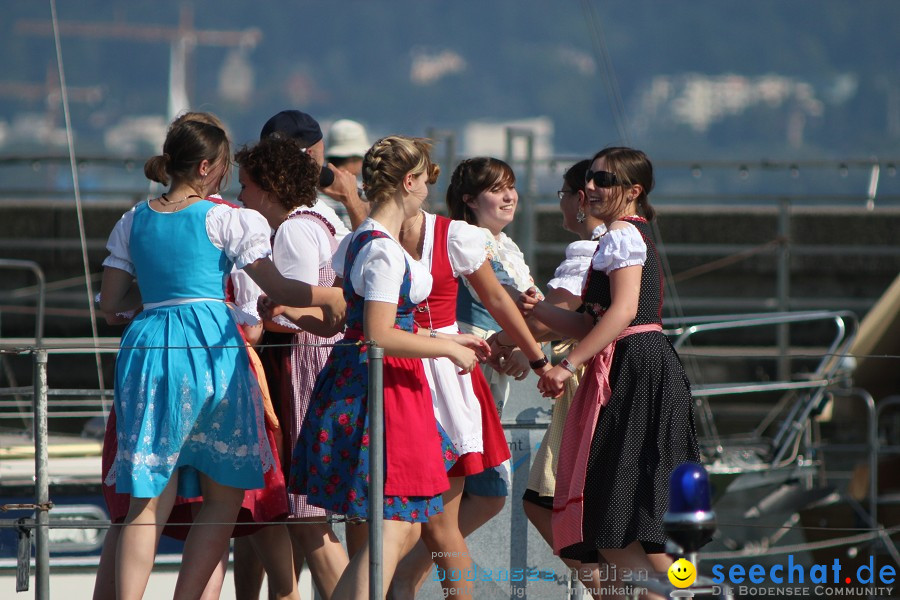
[529,355,549,370]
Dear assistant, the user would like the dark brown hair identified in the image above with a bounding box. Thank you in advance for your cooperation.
[562,159,591,194]
[234,135,320,210]
[590,147,656,221]
[445,157,516,225]
[144,116,231,190]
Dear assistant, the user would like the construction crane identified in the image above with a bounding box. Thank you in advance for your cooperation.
[15,4,262,120]
[0,65,102,106]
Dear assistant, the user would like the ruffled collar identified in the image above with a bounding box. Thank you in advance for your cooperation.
[482,228,535,292]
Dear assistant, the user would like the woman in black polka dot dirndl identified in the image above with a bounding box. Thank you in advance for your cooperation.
[520,147,700,593]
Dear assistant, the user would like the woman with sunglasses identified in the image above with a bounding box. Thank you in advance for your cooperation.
[521,147,700,599]
[490,158,604,597]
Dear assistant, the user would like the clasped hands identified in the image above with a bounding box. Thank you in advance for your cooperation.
[514,287,568,398]
[257,293,346,331]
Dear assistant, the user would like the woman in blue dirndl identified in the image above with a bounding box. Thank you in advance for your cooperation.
[99,115,344,600]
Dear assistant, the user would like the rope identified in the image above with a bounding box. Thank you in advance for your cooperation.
[670,238,785,284]
[49,0,107,407]
[579,0,629,143]
[700,527,896,560]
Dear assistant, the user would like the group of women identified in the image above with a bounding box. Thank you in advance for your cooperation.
[96,110,699,600]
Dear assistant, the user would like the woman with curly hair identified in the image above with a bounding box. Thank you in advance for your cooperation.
[234,134,350,599]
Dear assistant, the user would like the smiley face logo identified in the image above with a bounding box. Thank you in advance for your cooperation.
[667,558,697,588]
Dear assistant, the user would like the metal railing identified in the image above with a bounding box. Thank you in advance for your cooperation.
[0,339,387,600]
[3,148,900,319]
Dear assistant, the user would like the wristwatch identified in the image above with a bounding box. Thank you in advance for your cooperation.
[560,358,578,374]
[529,355,549,370]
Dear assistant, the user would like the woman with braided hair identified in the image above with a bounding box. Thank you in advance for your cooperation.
[387,163,550,597]
[289,135,481,599]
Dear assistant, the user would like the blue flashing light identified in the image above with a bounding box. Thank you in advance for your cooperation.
[669,462,711,513]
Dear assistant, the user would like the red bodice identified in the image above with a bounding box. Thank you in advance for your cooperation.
[414,215,459,330]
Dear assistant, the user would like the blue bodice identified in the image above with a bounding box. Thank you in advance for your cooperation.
[129,201,233,304]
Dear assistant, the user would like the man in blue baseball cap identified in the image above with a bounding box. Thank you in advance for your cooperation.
[260,109,368,238]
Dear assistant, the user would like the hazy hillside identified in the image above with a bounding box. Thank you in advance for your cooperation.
[1,0,899,161]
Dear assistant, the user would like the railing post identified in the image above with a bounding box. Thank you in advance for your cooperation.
[776,198,791,381]
[367,342,384,600]
[0,259,46,345]
[426,128,457,208]
[33,348,50,600]
[504,128,537,268]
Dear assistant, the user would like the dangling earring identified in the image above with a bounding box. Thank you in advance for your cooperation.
[576,208,586,223]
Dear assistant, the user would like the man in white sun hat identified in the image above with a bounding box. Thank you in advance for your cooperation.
[325,118,371,178]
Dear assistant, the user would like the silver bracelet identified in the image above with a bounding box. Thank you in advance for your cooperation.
[560,358,578,374]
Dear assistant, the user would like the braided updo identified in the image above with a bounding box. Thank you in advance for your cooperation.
[361,135,439,205]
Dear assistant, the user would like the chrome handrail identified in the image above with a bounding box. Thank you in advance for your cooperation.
[664,310,858,469]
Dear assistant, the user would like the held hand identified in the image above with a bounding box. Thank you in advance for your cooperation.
[321,294,347,330]
[525,286,544,301]
[496,348,530,381]
[452,333,492,362]
[257,295,287,321]
[486,341,513,370]
[517,288,541,317]
[534,361,552,377]
[537,365,571,399]
[448,344,478,375]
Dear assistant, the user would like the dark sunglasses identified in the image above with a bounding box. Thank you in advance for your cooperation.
[585,169,620,188]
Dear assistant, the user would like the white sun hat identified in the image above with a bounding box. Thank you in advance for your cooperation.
[326,119,371,158]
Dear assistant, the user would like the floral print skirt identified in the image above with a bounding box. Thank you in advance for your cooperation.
[289,340,453,522]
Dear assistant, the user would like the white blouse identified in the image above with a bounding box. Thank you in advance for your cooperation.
[232,204,338,329]
[273,209,334,285]
[229,268,264,325]
[420,212,486,277]
[547,224,607,295]
[333,218,432,304]
[312,195,351,242]
[592,222,647,274]
[102,201,272,275]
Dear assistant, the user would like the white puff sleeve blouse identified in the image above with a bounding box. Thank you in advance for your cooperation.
[333,219,432,304]
[206,204,272,268]
[103,208,137,275]
[103,201,272,274]
[547,240,597,296]
[591,222,647,274]
[547,224,607,295]
[420,212,486,277]
[447,219,487,277]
